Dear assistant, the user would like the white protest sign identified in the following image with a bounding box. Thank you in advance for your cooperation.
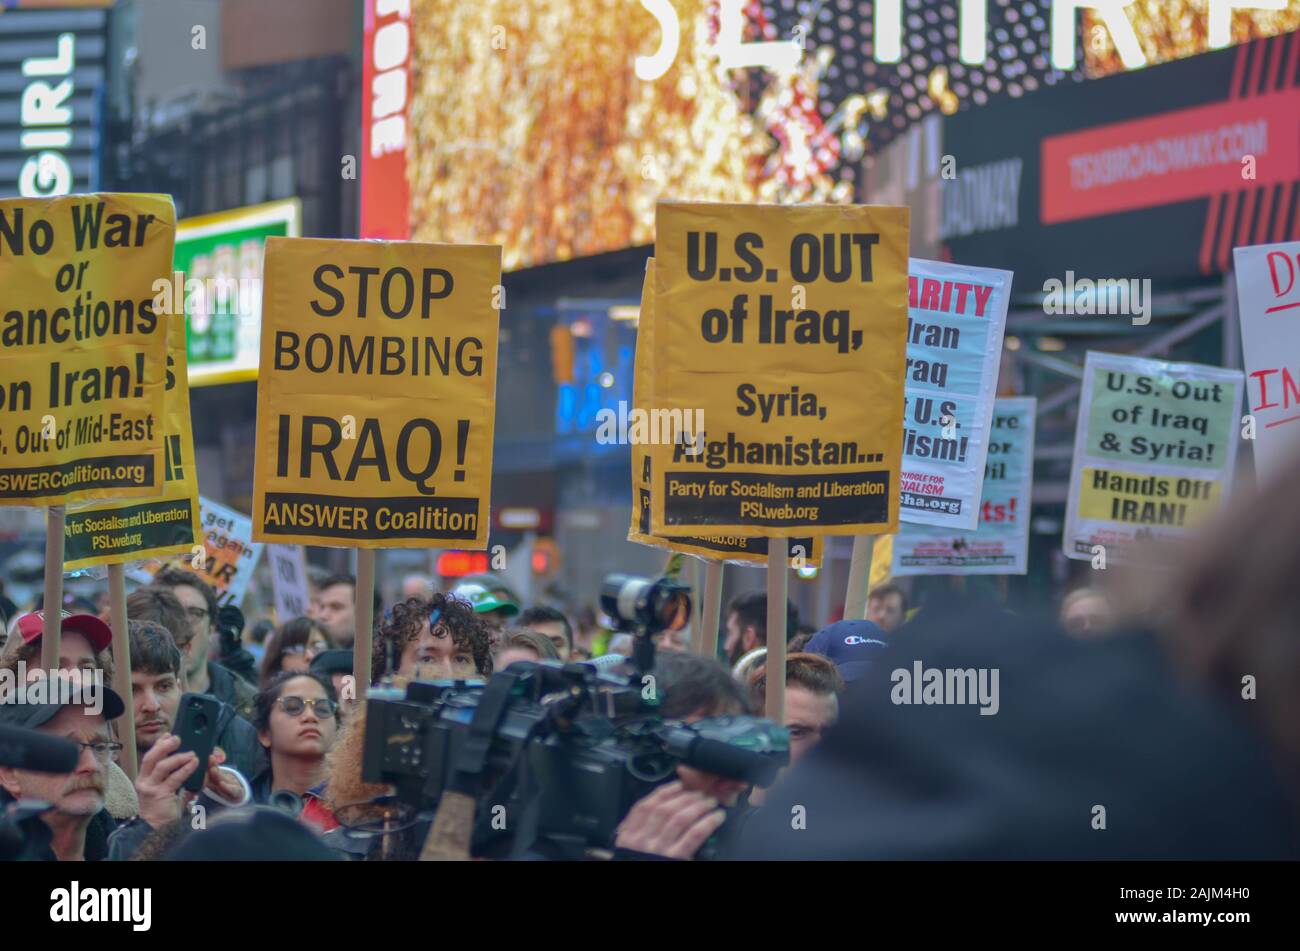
[267,544,311,621]
[1063,351,1242,563]
[126,497,263,607]
[899,258,1012,530]
[1234,240,1300,486]
[894,397,1035,575]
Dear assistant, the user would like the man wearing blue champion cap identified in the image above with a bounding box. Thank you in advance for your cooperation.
[804,619,889,682]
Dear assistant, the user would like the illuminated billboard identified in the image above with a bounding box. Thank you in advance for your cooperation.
[1085,2,1300,76]
[362,1,1291,271]
[0,6,106,197]
[937,34,1300,286]
[363,0,1089,266]
[173,199,302,387]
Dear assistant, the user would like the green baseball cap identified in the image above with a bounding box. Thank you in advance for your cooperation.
[451,581,520,617]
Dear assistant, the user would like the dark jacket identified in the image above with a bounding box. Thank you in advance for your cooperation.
[215,638,260,688]
[251,768,275,805]
[212,696,267,782]
[207,661,257,722]
[107,814,157,861]
[731,596,1300,860]
[0,787,114,861]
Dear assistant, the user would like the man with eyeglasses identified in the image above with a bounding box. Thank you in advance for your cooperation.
[0,684,128,861]
[1,611,142,823]
[152,567,257,721]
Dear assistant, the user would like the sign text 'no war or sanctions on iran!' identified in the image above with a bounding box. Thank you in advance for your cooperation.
[252,237,501,549]
[0,193,175,507]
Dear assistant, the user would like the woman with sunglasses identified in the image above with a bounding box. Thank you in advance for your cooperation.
[259,616,332,686]
[250,671,340,808]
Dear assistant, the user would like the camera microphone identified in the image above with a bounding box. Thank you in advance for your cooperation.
[0,724,80,773]
[582,653,628,672]
[656,717,790,787]
[684,737,782,786]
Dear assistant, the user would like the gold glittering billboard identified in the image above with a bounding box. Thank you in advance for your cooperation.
[365,1,1283,268]
[397,0,858,270]
[1085,2,1300,77]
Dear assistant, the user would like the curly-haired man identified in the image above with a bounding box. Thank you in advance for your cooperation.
[371,592,494,683]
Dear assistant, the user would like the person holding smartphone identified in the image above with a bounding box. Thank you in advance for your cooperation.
[107,621,253,860]
[126,586,265,779]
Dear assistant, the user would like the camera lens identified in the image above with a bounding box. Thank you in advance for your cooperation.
[600,574,691,632]
[651,584,690,632]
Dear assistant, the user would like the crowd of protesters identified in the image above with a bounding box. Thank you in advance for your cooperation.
[3,463,1300,862]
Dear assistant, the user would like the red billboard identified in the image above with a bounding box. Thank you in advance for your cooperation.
[1042,89,1300,224]
[938,32,1300,286]
[360,0,410,239]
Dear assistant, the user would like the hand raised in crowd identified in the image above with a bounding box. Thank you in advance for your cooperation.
[613,780,727,860]
[134,735,240,829]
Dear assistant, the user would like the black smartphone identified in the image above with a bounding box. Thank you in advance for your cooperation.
[173,693,221,793]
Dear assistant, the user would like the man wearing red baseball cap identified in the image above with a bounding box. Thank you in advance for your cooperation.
[0,610,144,824]
[0,611,114,683]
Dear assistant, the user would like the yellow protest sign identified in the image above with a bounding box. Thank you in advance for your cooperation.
[64,313,203,569]
[252,237,501,549]
[648,201,908,538]
[0,194,175,507]
[629,259,822,566]
[1076,468,1222,526]
[869,533,894,588]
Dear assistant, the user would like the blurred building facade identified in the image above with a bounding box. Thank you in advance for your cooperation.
[98,0,358,569]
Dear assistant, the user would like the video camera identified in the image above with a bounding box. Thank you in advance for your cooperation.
[360,574,789,859]
[600,573,691,633]
[599,572,691,670]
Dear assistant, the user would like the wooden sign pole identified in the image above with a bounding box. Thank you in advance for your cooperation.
[107,564,137,779]
[844,535,876,620]
[354,549,376,690]
[40,506,65,670]
[764,538,789,723]
[698,560,724,660]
